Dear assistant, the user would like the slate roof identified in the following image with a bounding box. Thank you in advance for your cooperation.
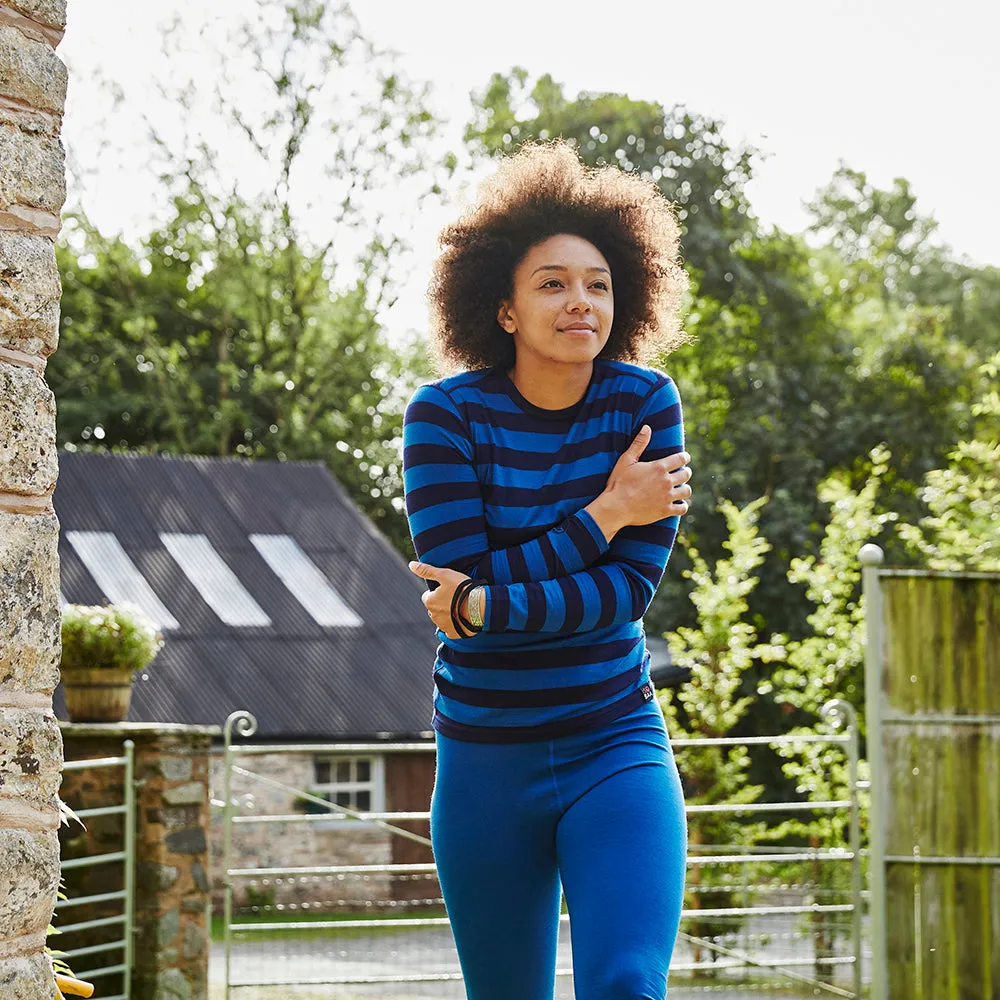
[52,451,438,741]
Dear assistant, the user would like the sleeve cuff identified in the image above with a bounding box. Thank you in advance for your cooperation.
[572,508,612,560]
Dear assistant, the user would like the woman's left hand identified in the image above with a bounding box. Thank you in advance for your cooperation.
[408,561,472,639]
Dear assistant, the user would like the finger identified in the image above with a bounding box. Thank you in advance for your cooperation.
[614,424,652,468]
[672,483,693,502]
[408,560,443,580]
[663,450,691,471]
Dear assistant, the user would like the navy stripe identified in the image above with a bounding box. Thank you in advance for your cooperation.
[440,636,642,670]
[523,580,548,632]
[540,535,560,578]
[490,586,510,632]
[508,545,529,583]
[485,474,609,509]
[564,515,601,564]
[404,397,467,436]
[559,575,585,633]
[462,403,643,432]
[406,479,482,508]
[432,683,655,743]
[434,661,643,708]
[412,515,485,555]
[482,431,632,471]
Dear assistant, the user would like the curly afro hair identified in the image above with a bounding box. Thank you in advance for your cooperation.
[427,139,689,373]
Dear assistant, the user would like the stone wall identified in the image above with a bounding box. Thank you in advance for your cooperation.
[0,1,68,997]
[209,750,392,912]
[61,723,219,1000]
[208,749,440,916]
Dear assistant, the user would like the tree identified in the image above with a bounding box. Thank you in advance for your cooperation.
[462,70,980,655]
[659,497,785,966]
[897,352,1000,570]
[464,68,760,304]
[805,161,1000,354]
[769,446,896,981]
[51,0,445,551]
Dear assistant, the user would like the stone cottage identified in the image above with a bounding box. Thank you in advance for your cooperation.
[51,450,440,916]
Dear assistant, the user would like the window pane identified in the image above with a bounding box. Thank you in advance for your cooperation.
[336,760,351,783]
[357,790,371,811]
[314,760,331,784]
[356,760,371,782]
[335,791,351,807]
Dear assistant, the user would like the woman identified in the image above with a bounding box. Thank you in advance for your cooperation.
[402,140,693,1000]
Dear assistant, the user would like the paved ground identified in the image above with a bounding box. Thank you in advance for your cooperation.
[207,919,853,1000]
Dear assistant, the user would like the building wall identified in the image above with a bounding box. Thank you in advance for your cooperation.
[0,2,69,997]
[208,747,438,914]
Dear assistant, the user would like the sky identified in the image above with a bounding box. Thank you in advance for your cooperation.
[58,0,997,341]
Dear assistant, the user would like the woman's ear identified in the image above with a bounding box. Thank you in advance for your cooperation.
[496,301,516,335]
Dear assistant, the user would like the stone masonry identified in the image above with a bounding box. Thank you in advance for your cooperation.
[208,751,393,912]
[0,2,69,998]
[61,723,219,1000]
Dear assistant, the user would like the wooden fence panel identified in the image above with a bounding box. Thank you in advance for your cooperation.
[871,570,1000,1000]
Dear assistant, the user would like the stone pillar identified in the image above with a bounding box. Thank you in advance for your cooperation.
[0,2,69,998]
[60,723,220,1000]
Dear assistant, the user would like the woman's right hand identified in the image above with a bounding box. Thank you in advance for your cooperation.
[606,426,692,526]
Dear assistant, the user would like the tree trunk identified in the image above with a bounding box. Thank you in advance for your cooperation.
[0,2,70,995]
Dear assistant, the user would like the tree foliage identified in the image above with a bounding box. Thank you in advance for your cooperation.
[51,0,443,551]
[464,67,760,303]
[659,497,785,961]
[464,69,987,660]
[897,352,1000,570]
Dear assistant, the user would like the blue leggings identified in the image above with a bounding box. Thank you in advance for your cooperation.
[431,696,688,1000]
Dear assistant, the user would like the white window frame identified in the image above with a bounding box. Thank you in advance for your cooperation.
[307,754,385,826]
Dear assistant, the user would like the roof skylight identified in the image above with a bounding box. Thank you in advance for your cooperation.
[249,533,363,627]
[65,530,180,630]
[160,533,272,627]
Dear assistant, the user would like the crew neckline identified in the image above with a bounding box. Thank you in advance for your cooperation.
[495,361,602,421]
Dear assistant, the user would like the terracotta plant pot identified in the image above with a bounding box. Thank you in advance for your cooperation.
[61,667,136,723]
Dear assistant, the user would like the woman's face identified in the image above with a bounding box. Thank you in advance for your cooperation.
[497,233,613,367]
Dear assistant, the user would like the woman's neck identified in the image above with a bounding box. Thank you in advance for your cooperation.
[506,357,594,411]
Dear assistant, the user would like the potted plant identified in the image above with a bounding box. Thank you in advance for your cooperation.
[60,601,164,723]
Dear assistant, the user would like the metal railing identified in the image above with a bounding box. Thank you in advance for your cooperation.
[219,701,863,998]
[57,741,136,1000]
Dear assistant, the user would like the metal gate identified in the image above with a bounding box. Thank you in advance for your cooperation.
[219,704,864,999]
[56,740,136,1000]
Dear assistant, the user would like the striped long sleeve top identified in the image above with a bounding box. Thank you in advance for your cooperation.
[402,358,685,743]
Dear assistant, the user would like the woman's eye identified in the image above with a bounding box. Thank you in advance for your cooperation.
[540,279,609,290]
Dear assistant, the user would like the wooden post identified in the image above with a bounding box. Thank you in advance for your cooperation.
[866,556,1000,999]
